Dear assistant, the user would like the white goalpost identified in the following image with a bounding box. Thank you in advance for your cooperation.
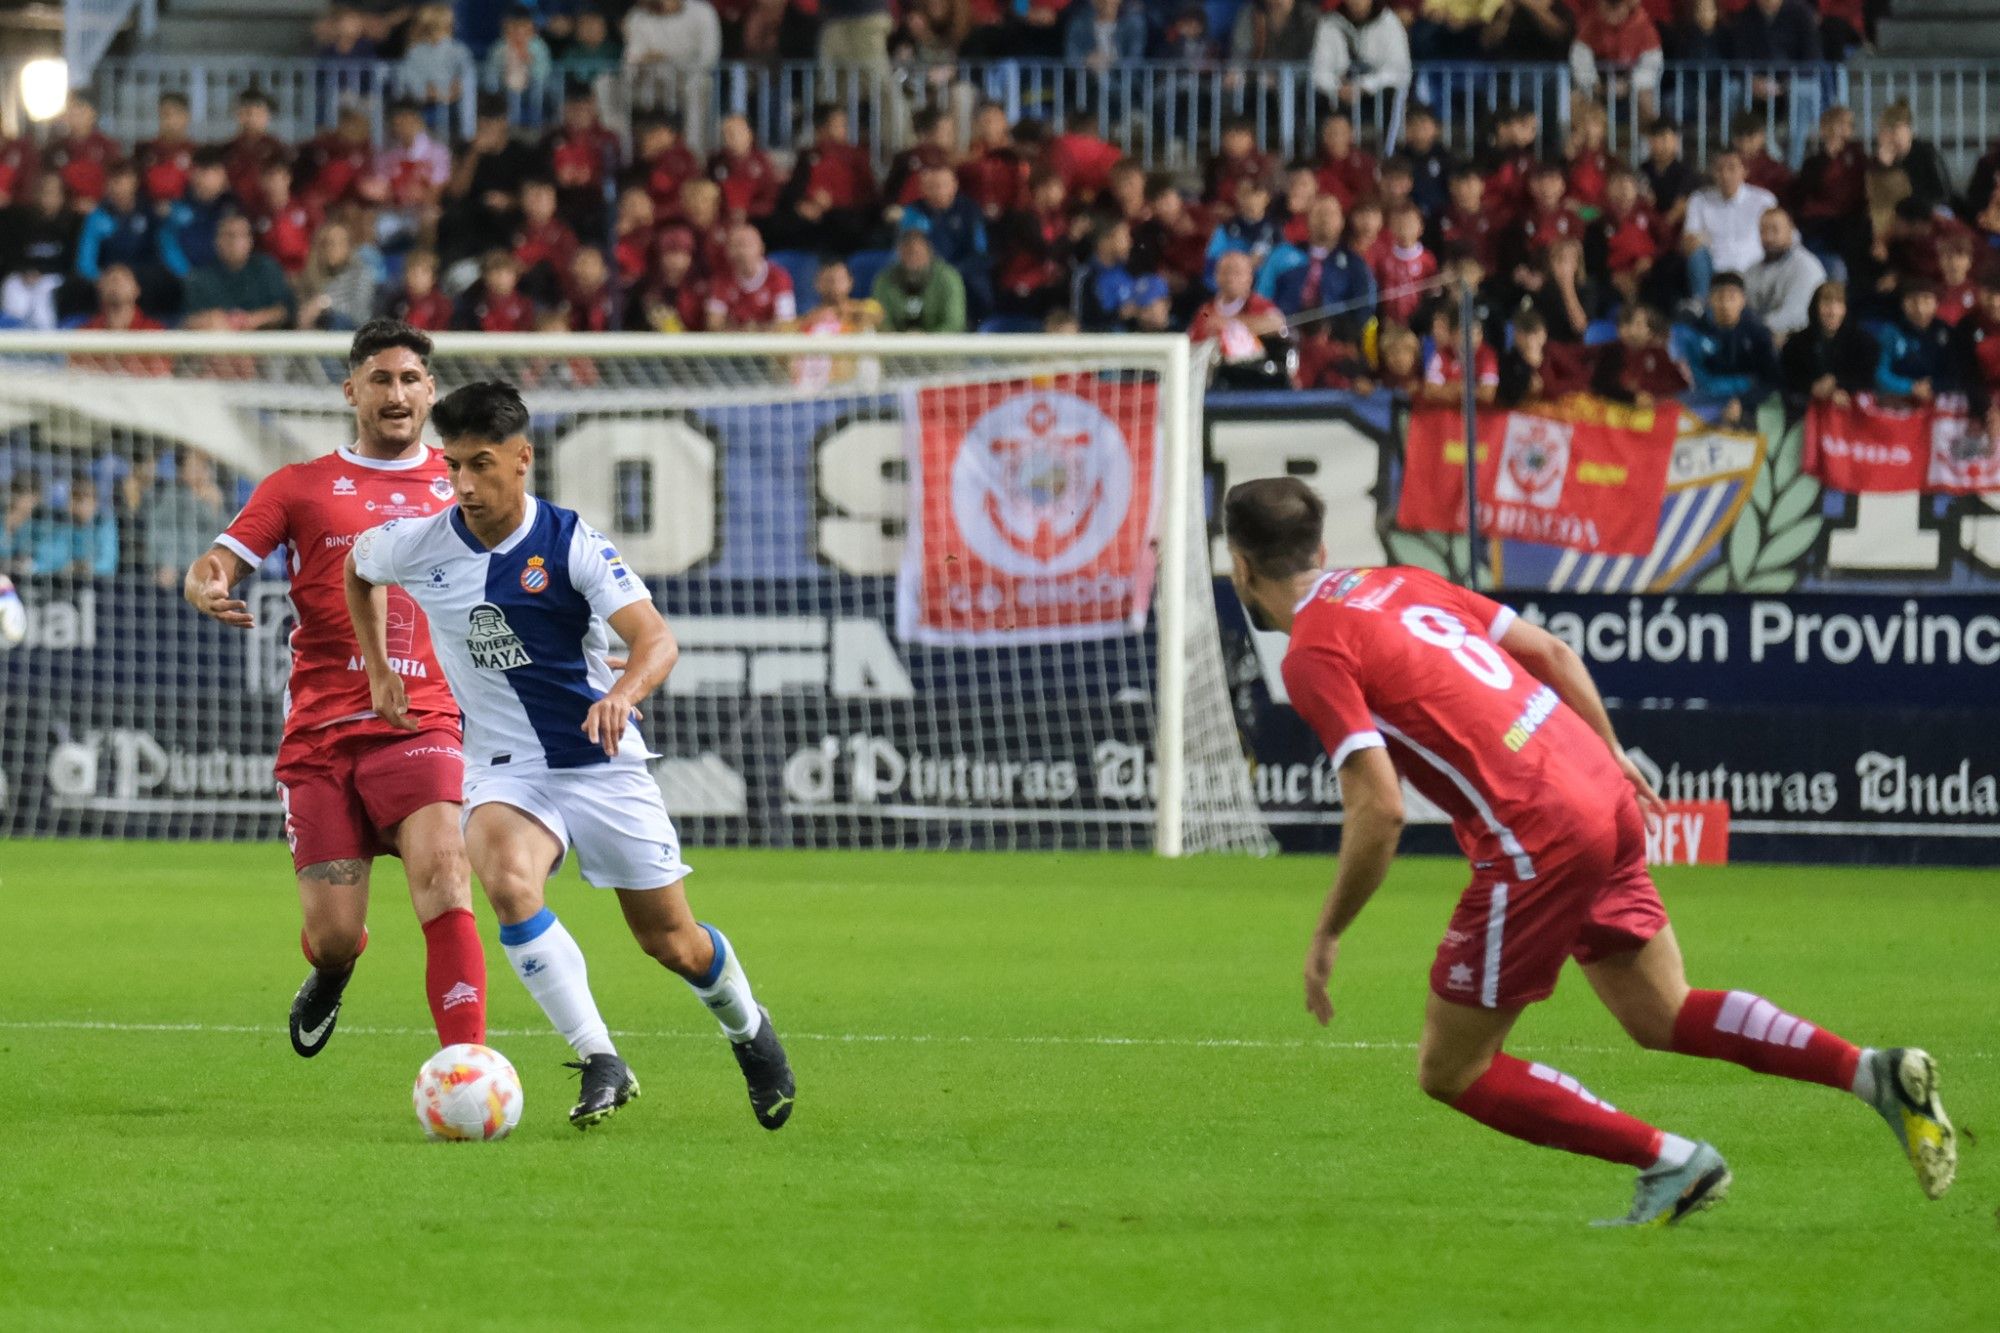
[0,331,1271,857]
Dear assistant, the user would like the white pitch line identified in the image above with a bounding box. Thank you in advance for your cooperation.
[2,1019,1992,1059]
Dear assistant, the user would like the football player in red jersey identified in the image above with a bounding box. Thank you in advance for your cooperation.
[182,321,488,1063]
[1222,478,1957,1225]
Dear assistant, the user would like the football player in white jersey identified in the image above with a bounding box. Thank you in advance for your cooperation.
[343,380,795,1131]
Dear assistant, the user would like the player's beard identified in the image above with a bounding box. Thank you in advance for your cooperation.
[366,408,422,451]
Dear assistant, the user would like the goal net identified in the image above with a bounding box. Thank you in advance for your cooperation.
[0,331,1272,857]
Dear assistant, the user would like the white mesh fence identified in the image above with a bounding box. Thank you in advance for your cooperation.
[0,332,1271,856]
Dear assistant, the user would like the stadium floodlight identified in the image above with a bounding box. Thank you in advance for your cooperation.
[0,330,1273,858]
[19,58,68,123]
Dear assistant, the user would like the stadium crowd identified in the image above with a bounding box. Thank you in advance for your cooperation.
[5,0,1999,424]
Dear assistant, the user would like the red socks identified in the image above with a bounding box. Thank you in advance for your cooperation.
[1671,989,1861,1091]
[422,909,488,1048]
[1451,1053,1664,1169]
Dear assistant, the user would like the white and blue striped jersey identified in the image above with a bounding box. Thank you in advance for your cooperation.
[352,496,655,778]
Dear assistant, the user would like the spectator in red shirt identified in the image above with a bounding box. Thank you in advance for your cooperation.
[1564,100,1612,211]
[514,177,580,303]
[1508,161,1589,276]
[1204,116,1276,214]
[1936,236,1978,328]
[707,114,781,225]
[1587,166,1663,306]
[296,105,376,213]
[1796,104,1868,279]
[138,92,197,211]
[1190,250,1291,387]
[1279,165,1321,247]
[1042,124,1123,205]
[612,186,658,288]
[1590,303,1688,405]
[458,249,539,331]
[632,114,701,219]
[83,263,164,333]
[1375,202,1440,325]
[1134,177,1210,314]
[222,89,290,209]
[0,129,40,209]
[1479,104,1541,226]
[380,99,451,248]
[1313,111,1379,210]
[46,94,120,211]
[563,247,616,333]
[774,103,879,253]
[995,168,1083,317]
[378,248,455,329]
[628,228,705,332]
[1570,0,1663,125]
[1421,302,1500,405]
[675,178,731,278]
[251,161,319,275]
[958,100,1028,221]
[544,85,621,241]
[704,222,798,330]
[1345,197,1390,271]
[1731,112,1793,203]
[1434,165,1500,271]
[884,107,960,214]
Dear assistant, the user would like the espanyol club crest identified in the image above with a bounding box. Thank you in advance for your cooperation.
[949,390,1134,577]
[430,476,455,502]
[519,555,550,593]
[1495,415,1572,509]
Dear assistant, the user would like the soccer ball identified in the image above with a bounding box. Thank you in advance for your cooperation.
[412,1043,523,1142]
[0,575,25,649]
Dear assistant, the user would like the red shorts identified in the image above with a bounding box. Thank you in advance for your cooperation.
[274,723,465,872]
[1431,798,1667,1010]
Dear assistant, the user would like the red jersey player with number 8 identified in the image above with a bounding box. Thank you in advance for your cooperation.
[183,321,487,1061]
[1222,477,1956,1226]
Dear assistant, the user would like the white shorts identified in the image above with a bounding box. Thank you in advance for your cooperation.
[464,762,692,890]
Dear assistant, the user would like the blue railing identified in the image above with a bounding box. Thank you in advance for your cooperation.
[26,56,2000,179]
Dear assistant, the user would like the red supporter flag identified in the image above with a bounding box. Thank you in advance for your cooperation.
[1804,395,2000,494]
[900,376,1159,645]
[1396,398,1678,556]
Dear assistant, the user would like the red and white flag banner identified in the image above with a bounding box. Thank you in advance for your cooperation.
[899,375,1160,646]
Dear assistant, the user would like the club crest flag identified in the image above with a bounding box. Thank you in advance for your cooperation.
[1396,398,1679,556]
[899,376,1160,645]
[1805,395,2000,494]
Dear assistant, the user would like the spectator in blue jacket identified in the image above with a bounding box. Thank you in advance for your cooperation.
[1875,283,1957,402]
[74,162,158,287]
[906,164,992,321]
[1066,0,1149,64]
[1681,272,1780,424]
[1271,196,1376,339]
[1205,178,1283,285]
[1076,219,1171,332]
[25,476,118,578]
[158,150,237,280]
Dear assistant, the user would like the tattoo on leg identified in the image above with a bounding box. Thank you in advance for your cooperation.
[302,858,369,887]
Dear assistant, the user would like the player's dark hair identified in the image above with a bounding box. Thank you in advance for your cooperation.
[433,381,530,444]
[1223,478,1326,582]
[347,318,432,370]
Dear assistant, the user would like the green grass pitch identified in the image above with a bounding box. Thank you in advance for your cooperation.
[1,840,1992,1331]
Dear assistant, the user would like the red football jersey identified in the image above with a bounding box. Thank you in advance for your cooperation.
[1374,244,1439,324]
[704,261,796,330]
[217,447,459,741]
[1283,566,1624,872]
[138,138,194,205]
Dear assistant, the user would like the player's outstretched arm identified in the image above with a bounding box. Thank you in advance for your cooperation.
[342,550,416,731]
[1304,747,1404,1026]
[1498,618,1665,820]
[585,601,679,758]
[183,546,256,628]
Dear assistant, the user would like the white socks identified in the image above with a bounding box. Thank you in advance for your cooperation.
[691,924,762,1044]
[499,907,616,1060]
[1851,1047,1880,1103]
[1653,1133,1698,1170]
